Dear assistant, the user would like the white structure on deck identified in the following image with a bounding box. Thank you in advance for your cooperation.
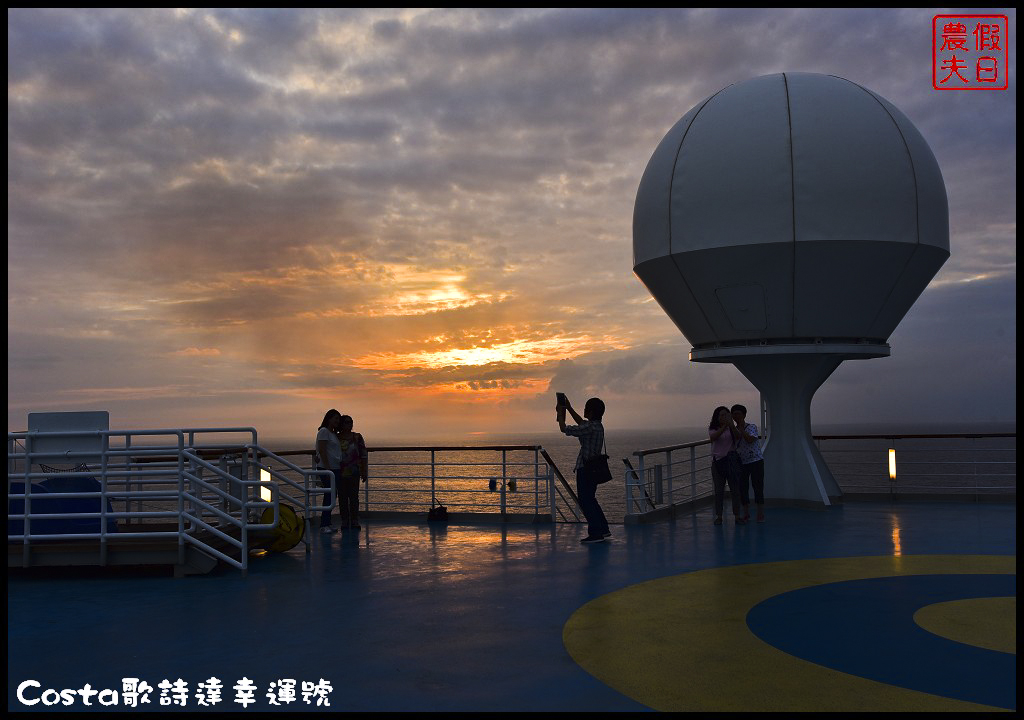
[633,73,949,504]
[8,413,579,575]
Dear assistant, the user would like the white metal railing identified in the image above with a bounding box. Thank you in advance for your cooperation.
[625,439,715,516]
[248,447,335,543]
[624,432,1017,520]
[180,449,277,568]
[8,430,586,580]
[539,447,584,523]
[263,445,581,522]
[814,433,1016,498]
[7,427,281,574]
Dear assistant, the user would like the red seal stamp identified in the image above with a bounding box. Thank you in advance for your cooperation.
[933,15,1009,90]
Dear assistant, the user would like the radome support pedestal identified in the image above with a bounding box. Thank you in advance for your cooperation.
[691,343,889,505]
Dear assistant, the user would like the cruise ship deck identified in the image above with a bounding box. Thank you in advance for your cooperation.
[7,500,1016,712]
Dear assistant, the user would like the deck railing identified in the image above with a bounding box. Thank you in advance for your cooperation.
[263,445,581,523]
[814,433,1016,498]
[624,432,1016,521]
[624,439,711,515]
[7,428,281,573]
[8,432,581,574]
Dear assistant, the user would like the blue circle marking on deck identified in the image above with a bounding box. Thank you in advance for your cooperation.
[746,573,1016,710]
[563,555,1016,712]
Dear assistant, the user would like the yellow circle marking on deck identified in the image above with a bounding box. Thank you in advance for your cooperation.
[563,555,1015,712]
[913,596,1017,655]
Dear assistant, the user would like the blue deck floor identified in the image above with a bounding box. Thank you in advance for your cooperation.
[7,501,1017,712]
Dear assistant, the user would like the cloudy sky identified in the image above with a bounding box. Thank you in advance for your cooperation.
[7,8,1016,443]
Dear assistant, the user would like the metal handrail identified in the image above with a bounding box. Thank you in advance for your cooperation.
[246,445,334,553]
[8,427,273,574]
[182,450,277,524]
[632,438,711,457]
[624,432,1016,520]
[539,448,582,522]
[622,457,658,513]
[262,444,580,521]
[814,433,1016,496]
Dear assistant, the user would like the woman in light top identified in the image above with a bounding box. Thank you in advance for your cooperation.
[315,409,343,534]
[708,406,745,525]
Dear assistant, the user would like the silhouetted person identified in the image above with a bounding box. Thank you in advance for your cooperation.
[709,406,745,525]
[315,409,343,534]
[732,404,765,522]
[558,396,610,544]
[336,414,368,530]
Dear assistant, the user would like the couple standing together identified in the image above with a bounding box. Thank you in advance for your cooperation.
[709,404,765,525]
[316,409,368,534]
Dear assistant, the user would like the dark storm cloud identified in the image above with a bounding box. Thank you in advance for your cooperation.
[815,274,1017,423]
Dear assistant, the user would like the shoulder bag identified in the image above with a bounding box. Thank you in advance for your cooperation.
[582,437,613,485]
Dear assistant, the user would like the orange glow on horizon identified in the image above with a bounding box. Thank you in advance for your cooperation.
[430,379,548,398]
[353,335,628,372]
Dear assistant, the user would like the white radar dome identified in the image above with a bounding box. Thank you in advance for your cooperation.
[633,72,949,350]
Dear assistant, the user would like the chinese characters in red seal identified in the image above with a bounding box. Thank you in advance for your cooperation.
[934,15,1009,90]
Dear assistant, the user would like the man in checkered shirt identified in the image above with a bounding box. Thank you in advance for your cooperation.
[558,396,610,544]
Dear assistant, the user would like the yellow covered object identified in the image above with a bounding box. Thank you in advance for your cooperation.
[257,504,305,553]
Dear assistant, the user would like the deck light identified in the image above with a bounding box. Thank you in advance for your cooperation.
[888,448,896,481]
[260,468,273,503]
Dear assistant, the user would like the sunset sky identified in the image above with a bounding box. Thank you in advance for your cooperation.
[7,9,1017,443]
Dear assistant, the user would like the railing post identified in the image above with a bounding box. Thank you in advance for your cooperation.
[653,464,663,505]
[124,433,132,529]
[549,464,556,520]
[363,455,370,512]
[635,454,645,512]
[23,433,32,567]
[625,461,634,513]
[665,449,673,505]
[306,451,315,541]
[534,447,540,516]
[178,437,186,566]
[431,449,436,507]
[100,432,109,566]
[972,435,979,501]
[241,450,251,522]
[690,446,697,506]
